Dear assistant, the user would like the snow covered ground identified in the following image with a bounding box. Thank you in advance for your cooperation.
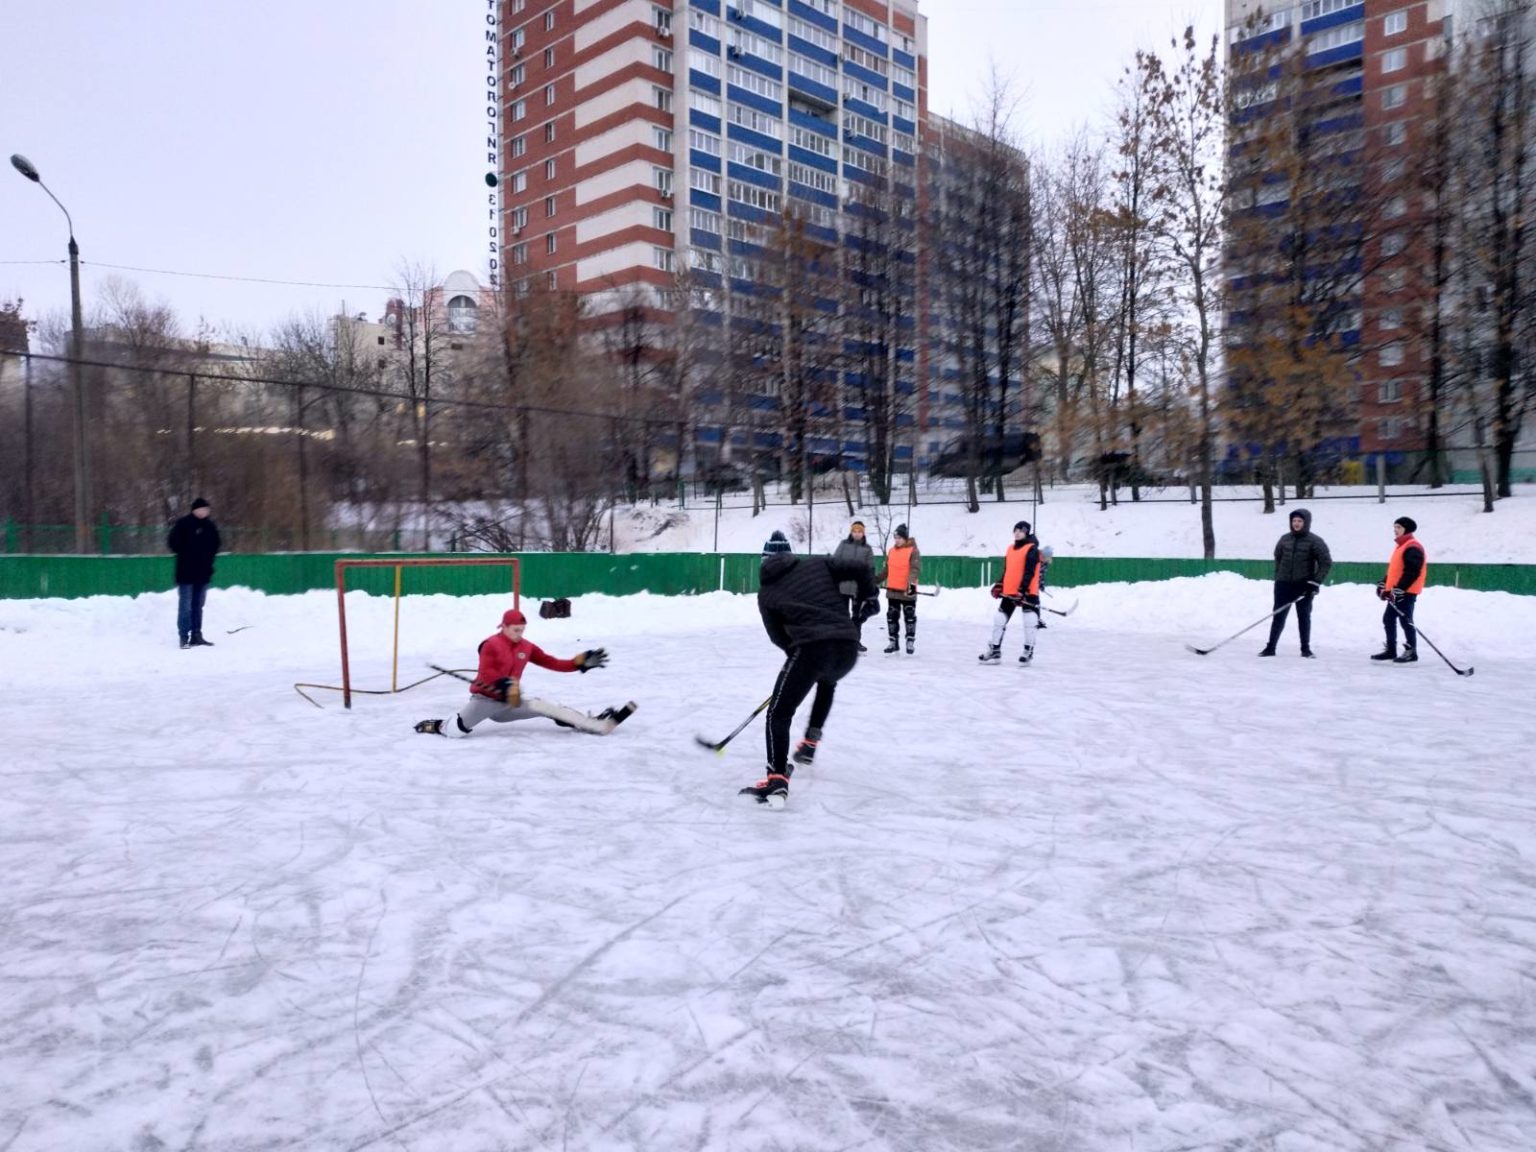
[618,481,1536,564]
[3,565,1535,1150]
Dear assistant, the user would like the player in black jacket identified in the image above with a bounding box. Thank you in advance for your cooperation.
[741,530,880,808]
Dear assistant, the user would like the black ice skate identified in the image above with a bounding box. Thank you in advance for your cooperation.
[415,719,445,735]
[979,644,1002,663]
[905,637,915,655]
[739,771,790,809]
[792,728,821,766]
[1393,646,1418,664]
[883,640,900,654]
[1018,646,1035,665]
[1370,644,1398,662]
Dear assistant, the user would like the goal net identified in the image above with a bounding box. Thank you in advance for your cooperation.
[329,556,522,709]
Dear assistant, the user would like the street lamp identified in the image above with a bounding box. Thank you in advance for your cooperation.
[11,153,91,553]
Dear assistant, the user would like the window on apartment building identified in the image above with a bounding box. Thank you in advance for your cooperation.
[802,0,836,16]
[1385,269,1408,292]
[511,170,528,193]
[545,157,557,180]
[1385,11,1408,36]
[894,97,915,120]
[689,127,722,155]
[1385,122,1407,146]
[512,99,527,121]
[1301,0,1358,18]
[511,242,529,265]
[653,47,674,72]
[691,90,724,118]
[544,46,555,69]
[655,7,672,35]
[690,48,722,78]
[842,6,887,43]
[654,127,674,151]
[544,84,557,106]
[1380,379,1404,403]
[510,63,525,87]
[740,0,782,31]
[544,121,556,143]
[892,64,915,89]
[731,30,784,65]
[791,52,838,88]
[655,86,673,112]
[543,11,555,32]
[690,168,721,195]
[511,0,525,11]
[546,271,558,290]
[1379,417,1403,441]
[512,206,528,230]
[545,195,557,217]
[790,125,835,158]
[728,180,781,213]
[1381,309,1405,332]
[1307,21,1364,54]
[1383,158,1406,181]
[691,9,723,38]
[656,167,675,195]
[843,43,889,77]
[1380,343,1405,367]
[1385,195,1407,219]
[728,66,783,103]
[690,206,722,233]
[1383,233,1407,257]
[546,233,558,255]
[789,16,838,53]
[512,28,525,51]
[511,135,527,158]
[729,104,783,138]
[653,247,675,272]
[1383,47,1407,73]
[730,141,782,176]
[654,207,673,231]
[1382,84,1407,109]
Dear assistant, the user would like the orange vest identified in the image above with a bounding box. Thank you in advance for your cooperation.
[885,545,913,590]
[1002,543,1038,597]
[1386,535,1427,594]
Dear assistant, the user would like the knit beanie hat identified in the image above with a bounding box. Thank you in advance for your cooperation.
[191,497,210,510]
[762,530,792,556]
[894,523,909,539]
[1014,520,1030,534]
[1394,516,1417,534]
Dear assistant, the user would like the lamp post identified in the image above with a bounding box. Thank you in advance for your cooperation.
[11,153,91,553]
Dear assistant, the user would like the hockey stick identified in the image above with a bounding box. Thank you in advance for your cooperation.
[1386,600,1474,676]
[695,696,772,754]
[1186,596,1305,656]
[1044,598,1078,618]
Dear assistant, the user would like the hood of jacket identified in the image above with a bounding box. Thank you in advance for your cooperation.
[760,551,800,586]
[1289,507,1312,533]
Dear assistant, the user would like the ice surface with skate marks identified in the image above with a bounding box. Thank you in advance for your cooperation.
[1,575,1535,1151]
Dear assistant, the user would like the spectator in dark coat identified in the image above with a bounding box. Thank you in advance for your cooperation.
[739,530,879,808]
[1260,507,1332,659]
[168,497,221,649]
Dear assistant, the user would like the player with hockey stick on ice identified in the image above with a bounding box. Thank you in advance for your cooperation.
[980,521,1044,665]
[739,530,880,808]
[414,608,632,737]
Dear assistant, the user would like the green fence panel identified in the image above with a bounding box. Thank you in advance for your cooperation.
[3,552,1535,600]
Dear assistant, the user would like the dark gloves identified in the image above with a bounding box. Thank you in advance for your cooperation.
[575,647,608,672]
[990,581,1004,599]
[490,677,521,706]
[857,597,882,623]
[907,583,917,596]
[1307,581,1322,597]
[1021,593,1040,609]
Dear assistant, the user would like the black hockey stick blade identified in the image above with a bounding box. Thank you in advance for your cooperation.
[1185,643,1215,656]
[1045,598,1078,618]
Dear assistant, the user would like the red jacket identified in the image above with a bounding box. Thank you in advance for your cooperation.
[470,631,579,698]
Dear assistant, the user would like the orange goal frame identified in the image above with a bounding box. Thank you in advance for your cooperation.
[335,557,520,709]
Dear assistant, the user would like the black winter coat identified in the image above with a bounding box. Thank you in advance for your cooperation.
[168,514,222,585]
[1273,507,1332,585]
[758,553,878,652]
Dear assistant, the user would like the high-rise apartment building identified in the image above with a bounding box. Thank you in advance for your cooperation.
[1225,0,1464,460]
[497,0,931,472]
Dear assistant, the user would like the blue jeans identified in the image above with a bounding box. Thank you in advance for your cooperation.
[177,582,208,640]
[1383,592,1417,649]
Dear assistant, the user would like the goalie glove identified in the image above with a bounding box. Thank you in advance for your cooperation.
[490,677,520,706]
[575,647,608,672]
[857,596,881,623]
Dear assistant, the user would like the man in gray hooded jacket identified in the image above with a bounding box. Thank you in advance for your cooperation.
[1260,507,1333,658]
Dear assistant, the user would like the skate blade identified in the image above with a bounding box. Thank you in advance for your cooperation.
[761,792,787,811]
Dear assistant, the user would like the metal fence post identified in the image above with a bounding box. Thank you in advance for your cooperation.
[1376,454,1386,504]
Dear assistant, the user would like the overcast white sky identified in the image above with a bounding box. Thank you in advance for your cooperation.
[2,0,1221,338]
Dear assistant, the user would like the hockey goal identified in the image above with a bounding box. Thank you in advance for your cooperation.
[333,556,521,709]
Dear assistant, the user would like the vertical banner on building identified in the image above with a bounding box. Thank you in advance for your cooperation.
[485,0,501,289]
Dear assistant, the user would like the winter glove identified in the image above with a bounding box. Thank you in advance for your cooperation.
[990,581,1005,599]
[574,647,608,672]
[490,677,521,706]
[1388,587,1406,604]
[1021,593,1040,609]
[907,583,918,597]
[858,596,882,623]
[1307,581,1321,597]
[1375,581,1388,601]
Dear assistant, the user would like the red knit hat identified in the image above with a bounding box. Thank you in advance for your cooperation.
[501,608,527,627]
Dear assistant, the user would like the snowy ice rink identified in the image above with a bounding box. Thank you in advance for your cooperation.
[3,574,1535,1151]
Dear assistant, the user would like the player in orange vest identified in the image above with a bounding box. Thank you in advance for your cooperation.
[1372,515,1428,664]
[980,521,1042,664]
[878,524,921,654]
